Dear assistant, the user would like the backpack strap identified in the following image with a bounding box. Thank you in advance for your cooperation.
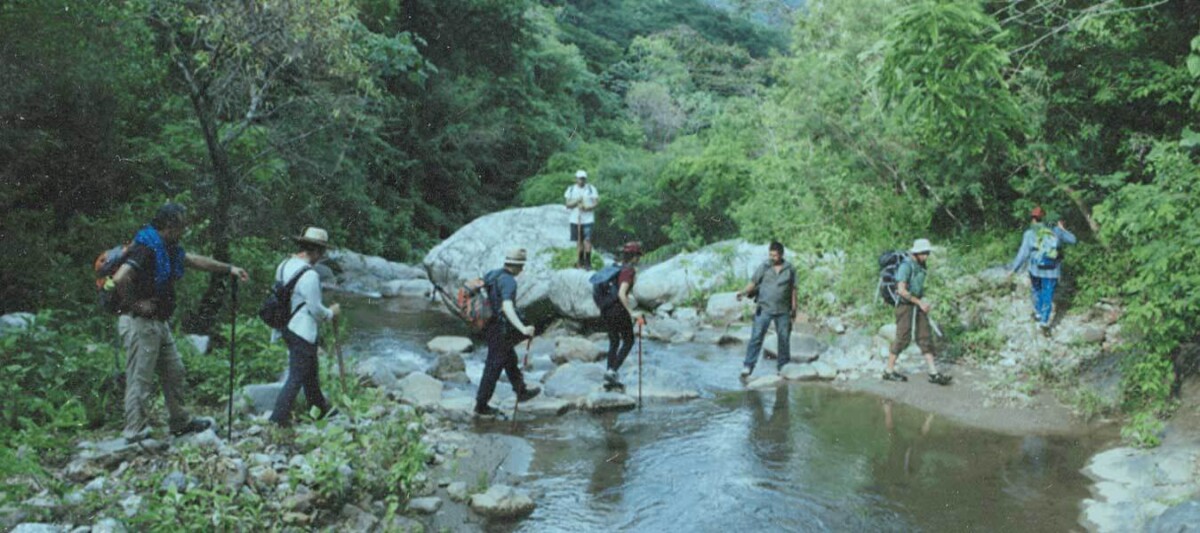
[280,260,313,318]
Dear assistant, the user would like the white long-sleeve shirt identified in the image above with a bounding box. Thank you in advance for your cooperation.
[276,256,332,343]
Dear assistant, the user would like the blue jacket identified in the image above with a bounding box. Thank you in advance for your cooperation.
[1009,224,1077,279]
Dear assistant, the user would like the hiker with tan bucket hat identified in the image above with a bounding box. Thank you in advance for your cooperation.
[267,227,341,426]
[882,238,951,386]
[475,248,542,417]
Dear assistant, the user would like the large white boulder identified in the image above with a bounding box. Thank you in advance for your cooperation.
[633,240,796,308]
[423,205,574,310]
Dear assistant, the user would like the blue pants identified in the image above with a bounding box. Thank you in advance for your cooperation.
[744,309,791,370]
[270,329,330,426]
[1030,276,1058,325]
[476,320,529,410]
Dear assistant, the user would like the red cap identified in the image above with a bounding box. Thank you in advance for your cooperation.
[1031,206,1045,220]
[622,241,643,255]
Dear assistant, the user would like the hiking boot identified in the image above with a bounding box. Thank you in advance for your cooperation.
[928,373,953,386]
[882,371,908,382]
[1039,323,1052,337]
[603,370,625,392]
[171,418,214,437]
[474,405,503,417]
[516,385,541,403]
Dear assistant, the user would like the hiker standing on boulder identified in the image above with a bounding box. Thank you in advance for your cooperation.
[475,248,542,416]
[1006,206,1077,334]
[736,241,797,379]
[564,169,599,270]
[268,227,341,427]
[883,239,951,385]
[109,203,250,441]
[594,242,645,392]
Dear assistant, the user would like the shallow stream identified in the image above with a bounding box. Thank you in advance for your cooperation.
[346,297,1106,532]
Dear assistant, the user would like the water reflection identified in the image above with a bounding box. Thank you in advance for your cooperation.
[747,385,792,468]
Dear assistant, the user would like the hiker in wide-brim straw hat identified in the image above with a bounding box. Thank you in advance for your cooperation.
[292,227,331,249]
[504,247,527,266]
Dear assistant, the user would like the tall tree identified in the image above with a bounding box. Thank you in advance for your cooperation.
[144,0,424,332]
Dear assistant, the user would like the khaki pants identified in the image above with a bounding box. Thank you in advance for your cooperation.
[118,315,190,437]
[891,303,936,356]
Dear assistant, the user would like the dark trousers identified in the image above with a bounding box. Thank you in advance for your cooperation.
[602,304,635,372]
[269,329,330,425]
[476,321,528,410]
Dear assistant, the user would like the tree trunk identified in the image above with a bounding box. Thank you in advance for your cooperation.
[182,90,234,335]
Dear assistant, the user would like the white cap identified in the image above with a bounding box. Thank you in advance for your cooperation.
[575,169,588,179]
[910,238,933,255]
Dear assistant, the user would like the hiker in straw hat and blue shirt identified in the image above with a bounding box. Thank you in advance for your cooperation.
[269,227,342,426]
[475,248,542,416]
[883,238,952,386]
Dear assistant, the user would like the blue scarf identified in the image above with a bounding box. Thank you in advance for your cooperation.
[134,226,185,292]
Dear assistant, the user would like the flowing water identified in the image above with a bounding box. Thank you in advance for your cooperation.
[346,298,1107,533]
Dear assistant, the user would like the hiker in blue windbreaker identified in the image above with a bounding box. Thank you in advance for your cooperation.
[1007,206,1077,334]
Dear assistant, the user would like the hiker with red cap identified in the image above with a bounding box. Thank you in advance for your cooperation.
[1007,206,1077,335]
[591,242,645,392]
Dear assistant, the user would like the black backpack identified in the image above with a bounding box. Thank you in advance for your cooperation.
[259,262,312,330]
[877,251,907,306]
[590,264,624,309]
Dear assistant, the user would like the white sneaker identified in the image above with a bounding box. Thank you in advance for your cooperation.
[740,366,752,378]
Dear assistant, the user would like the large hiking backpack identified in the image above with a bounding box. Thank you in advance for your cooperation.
[258,263,312,330]
[94,243,132,314]
[1031,225,1061,269]
[876,250,907,306]
[590,264,624,309]
[455,270,499,331]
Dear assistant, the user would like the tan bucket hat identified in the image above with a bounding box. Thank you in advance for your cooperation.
[504,248,527,265]
[910,238,933,255]
[292,227,331,248]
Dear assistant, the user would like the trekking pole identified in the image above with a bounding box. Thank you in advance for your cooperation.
[513,338,532,429]
[227,278,238,442]
[637,320,643,410]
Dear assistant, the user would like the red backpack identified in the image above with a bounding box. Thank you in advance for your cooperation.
[94,243,131,314]
[456,276,494,331]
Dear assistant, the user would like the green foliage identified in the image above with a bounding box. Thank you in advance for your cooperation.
[544,247,604,271]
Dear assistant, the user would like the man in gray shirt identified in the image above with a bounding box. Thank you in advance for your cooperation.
[736,241,798,379]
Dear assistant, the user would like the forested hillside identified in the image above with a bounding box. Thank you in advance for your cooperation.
[3,0,1199,452]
